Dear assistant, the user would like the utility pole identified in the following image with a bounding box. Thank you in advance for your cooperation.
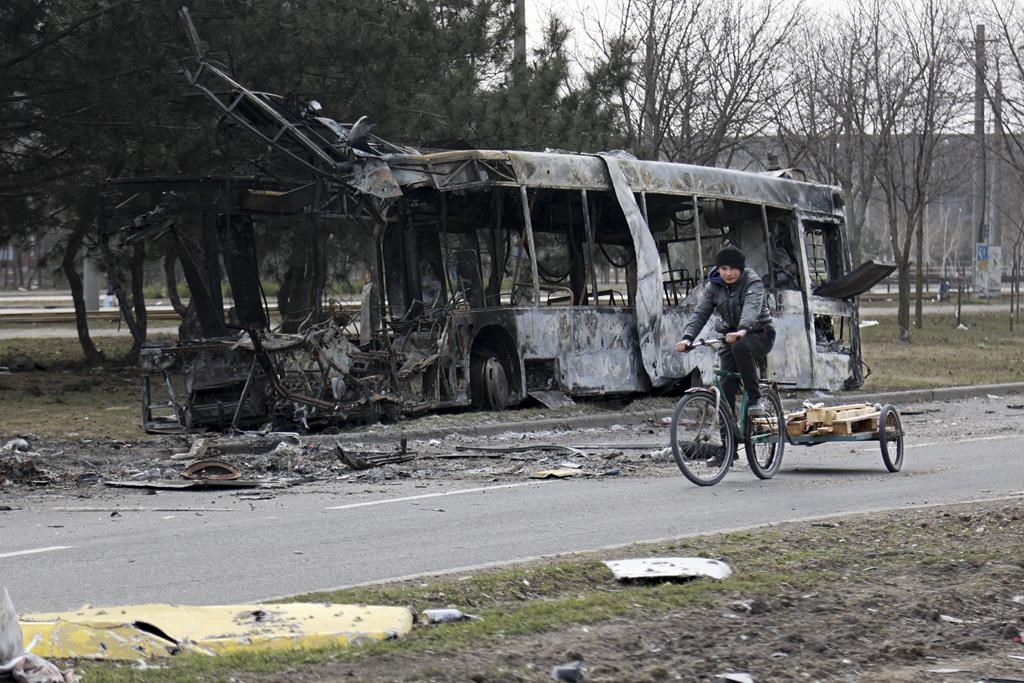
[513,0,526,68]
[973,24,987,246]
[992,68,1003,249]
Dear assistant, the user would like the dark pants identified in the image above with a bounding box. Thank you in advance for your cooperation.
[719,328,775,410]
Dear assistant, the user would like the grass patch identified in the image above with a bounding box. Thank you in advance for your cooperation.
[860,310,1024,390]
[73,500,1024,682]
[0,336,171,439]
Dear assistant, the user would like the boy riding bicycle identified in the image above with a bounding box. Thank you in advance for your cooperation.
[674,245,776,417]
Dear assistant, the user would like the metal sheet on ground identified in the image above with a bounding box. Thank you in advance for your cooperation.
[19,603,413,660]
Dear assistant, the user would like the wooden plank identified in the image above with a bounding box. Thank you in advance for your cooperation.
[831,407,878,422]
[805,403,870,424]
[833,416,879,436]
[831,410,880,425]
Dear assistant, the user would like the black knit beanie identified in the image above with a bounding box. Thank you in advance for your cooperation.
[714,245,745,270]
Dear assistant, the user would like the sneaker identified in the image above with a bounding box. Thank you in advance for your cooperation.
[747,399,767,418]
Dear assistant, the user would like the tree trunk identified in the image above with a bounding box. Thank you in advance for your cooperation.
[897,263,912,342]
[164,249,188,316]
[13,245,24,289]
[277,229,317,333]
[914,209,924,329]
[843,180,864,266]
[127,242,147,360]
[62,223,104,363]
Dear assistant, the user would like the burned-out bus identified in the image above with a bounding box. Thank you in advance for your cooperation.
[100,10,894,433]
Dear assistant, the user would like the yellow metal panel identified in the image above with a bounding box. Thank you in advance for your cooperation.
[19,603,412,660]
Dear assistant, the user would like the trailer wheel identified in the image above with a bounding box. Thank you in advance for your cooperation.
[879,404,904,472]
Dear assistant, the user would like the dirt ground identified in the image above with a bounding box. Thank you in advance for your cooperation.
[3,394,1024,682]
[247,497,1024,683]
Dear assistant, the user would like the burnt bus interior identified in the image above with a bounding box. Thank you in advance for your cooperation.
[397,186,820,307]
[104,171,884,435]
[402,184,861,353]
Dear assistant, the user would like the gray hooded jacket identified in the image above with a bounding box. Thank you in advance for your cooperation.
[681,267,773,341]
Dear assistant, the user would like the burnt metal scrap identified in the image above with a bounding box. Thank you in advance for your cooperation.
[98,9,894,435]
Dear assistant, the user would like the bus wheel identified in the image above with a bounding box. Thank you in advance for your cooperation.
[472,352,509,410]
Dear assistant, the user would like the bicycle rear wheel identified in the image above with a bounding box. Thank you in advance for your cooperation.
[670,391,735,486]
[744,389,785,479]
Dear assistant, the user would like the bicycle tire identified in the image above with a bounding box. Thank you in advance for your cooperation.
[744,388,785,479]
[670,391,736,486]
[878,404,904,472]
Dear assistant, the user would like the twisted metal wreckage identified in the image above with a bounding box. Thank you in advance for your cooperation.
[98,8,895,434]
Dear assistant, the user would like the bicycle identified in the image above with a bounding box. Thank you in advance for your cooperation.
[669,338,786,486]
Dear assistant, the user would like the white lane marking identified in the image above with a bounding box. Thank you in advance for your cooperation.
[0,545,75,560]
[862,433,1018,452]
[325,482,535,510]
[906,434,1016,449]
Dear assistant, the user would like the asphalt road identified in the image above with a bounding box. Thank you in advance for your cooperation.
[2,426,1022,614]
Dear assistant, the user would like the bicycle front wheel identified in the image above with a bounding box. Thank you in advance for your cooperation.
[744,389,785,479]
[670,391,735,486]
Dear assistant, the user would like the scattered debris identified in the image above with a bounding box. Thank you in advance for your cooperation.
[417,609,480,625]
[337,439,414,470]
[0,588,78,683]
[0,458,43,485]
[1,438,31,453]
[181,460,242,481]
[603,558,732,582]
[456,444,585,457]
[0,589,20,668]
[8,355,44,372]
[19,602,413,660]
[530,469,583,479]
[717,674,754,683]
[101,478,309,491]
[551,659,584,682]
[729,599,769,615]
[529,391,576,409]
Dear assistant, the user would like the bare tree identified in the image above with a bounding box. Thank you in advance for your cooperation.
[874,0,968,340]
[774,0,905,266]
[582,0,801,163]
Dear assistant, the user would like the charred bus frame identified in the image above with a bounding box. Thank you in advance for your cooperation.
[100,10,894,433]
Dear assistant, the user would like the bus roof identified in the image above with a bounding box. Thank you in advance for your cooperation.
[384,148,841,216]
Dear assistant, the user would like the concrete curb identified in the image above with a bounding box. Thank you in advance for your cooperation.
[333,382,1024,445]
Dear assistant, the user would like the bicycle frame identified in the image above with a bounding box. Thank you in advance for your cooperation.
[682,340,749,437]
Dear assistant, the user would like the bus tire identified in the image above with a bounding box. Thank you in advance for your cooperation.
[471,350,510,410]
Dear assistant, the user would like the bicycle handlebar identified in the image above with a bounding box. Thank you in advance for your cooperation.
[679,337,725,351]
